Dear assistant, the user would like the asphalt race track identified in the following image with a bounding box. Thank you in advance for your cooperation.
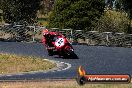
[0,42,132,80]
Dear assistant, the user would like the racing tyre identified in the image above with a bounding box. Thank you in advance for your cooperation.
[63,49,77,59]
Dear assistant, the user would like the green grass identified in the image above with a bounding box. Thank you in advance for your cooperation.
[0,53,56,74]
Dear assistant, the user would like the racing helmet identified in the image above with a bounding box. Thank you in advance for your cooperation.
[43,29,49,35]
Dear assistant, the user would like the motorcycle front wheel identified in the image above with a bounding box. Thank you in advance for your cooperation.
[63,49,77,59]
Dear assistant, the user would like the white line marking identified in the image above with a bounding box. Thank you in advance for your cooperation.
[61,62,71,71]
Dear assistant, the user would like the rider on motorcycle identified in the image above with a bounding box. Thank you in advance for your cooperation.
[42,28,76,58]
[42,28,59,56]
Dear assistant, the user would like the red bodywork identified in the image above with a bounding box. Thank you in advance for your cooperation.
[52,35,73,53]
[42,31,74,57]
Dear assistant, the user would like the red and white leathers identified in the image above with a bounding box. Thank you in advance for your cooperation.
[42,29,61,49]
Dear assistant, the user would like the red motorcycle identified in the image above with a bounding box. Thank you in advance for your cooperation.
[47,33,77,58]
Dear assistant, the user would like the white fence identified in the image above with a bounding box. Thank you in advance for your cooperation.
[0,24,132,47]
[50,28,132,47]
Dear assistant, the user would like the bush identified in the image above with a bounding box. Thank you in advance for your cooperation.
[94,10,129,33]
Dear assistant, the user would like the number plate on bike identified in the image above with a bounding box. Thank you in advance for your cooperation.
[55,38,65,47]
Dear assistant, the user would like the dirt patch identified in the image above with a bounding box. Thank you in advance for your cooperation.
[0,80,132,88]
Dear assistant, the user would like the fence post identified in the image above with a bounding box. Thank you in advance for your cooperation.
[27,25,36,42]
[62,29,73,43]
[102,32,112,46]
[32,26,35,42]
[70,29,73,43]
[75,30,83,44]
[88,31,98,45]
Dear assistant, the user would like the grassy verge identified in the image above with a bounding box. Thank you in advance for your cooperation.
[0,80,132,88]
[0,53,56,74]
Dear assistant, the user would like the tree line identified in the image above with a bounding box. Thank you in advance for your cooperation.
[0,0,132,33]
[49,0,132,33]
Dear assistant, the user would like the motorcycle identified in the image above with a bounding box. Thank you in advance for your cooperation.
[46,33,77,58]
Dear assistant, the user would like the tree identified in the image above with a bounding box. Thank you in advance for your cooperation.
[49,0,105,31]
[94,10,129,33]
[116,0,132,33]
[39,0,54,15]
[1,0,41,23]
